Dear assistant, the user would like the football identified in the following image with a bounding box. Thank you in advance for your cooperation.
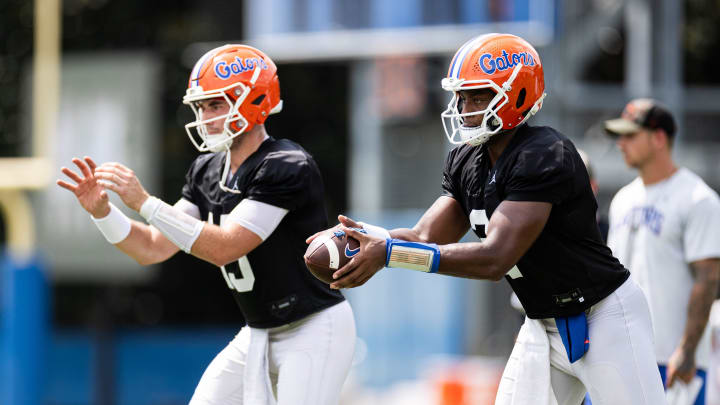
[304,230,361,284]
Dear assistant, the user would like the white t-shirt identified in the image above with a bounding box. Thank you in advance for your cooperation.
[607,168,720,370]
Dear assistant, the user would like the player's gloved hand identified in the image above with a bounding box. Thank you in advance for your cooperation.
[94,162,150,212]
[57,156,111,219]
[305,215,362,244]
[665,346,697,387]
[329,225,387,289]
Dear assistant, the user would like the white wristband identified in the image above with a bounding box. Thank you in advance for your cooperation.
[359,221,391,239]
[140,196,204,253]
[91,203,132,244]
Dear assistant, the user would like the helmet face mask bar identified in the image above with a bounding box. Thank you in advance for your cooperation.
[441,77,511,147]
[183,81,252,153]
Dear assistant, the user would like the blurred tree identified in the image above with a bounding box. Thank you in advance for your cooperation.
[684,0,720,84]
[0,0,34,157]
[579,0,720,84]
[581,26,625,83]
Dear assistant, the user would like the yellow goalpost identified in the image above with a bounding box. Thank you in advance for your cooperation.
[0,1,59,404]
[0,0,58,257]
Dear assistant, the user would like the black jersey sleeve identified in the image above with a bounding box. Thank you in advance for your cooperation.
[245,150,317,210]
[180,153,217,204]
[504,139,575,204]
[181,156,200,204]
[441,148,460,199]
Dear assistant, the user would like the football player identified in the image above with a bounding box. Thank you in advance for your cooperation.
[314,33,667,404]
[605,99,720,405]
[57,45,356,405]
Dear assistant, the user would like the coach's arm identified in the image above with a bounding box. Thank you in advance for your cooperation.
[666,257,720,387]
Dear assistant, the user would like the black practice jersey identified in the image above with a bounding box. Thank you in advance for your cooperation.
[181,137,344,328]
[442,125,629,319]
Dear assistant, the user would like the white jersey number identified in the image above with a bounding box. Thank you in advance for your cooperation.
[221,256,255,293]
[210,212,256,292]
[469,209,523,279]
[469,209,489,237]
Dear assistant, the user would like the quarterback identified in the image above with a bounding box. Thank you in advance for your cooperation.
[58,45,355,405]
[316,33,667,404]
[606,99,720,405]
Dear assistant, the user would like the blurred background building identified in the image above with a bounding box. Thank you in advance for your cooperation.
[1,0,720,404]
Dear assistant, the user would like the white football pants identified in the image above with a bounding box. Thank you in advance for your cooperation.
[189,301,356,405]
[497,278,667,405]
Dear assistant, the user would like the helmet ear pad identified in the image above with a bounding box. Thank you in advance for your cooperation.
[227,75,280,133]
[515,88,526,110]
[253,75,281,125]
[495,66,543,130]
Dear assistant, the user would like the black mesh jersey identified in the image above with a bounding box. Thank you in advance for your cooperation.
[181,137,344,328]
[442,125,629,319]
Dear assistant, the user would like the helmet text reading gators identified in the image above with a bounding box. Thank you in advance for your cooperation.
[441,33,546,146]
[183,44,283,193]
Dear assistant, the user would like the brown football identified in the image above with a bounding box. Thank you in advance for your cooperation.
[304,230,360,284]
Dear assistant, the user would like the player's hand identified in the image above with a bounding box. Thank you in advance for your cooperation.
[305,215,362,244]
[94,162,150,212]
[665,346,696,388]
[57,156,111,218]
[329,226,386,289]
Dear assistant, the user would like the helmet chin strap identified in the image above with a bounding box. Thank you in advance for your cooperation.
[216,66,262,194]
[198,64,268,194]
[205,133,234,152]
[219,148,241,194]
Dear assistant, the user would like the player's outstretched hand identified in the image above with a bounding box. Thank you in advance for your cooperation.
[305,215,362,244]
[94,162,150,212]
[57,156,111,218]
[329,226,386,289]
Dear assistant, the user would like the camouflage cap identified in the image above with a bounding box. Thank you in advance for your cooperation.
[604,98,676,137]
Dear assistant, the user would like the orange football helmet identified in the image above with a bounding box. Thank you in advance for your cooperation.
[182,44,282,193]
[441,33,546,146]
[183,44,282,154]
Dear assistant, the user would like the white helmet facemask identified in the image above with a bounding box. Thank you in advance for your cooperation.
[441,63,524,147]
[183,81,252,154]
